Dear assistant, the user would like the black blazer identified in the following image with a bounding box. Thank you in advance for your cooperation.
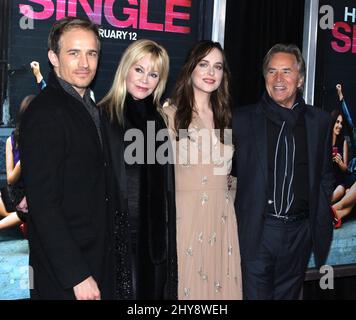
[233,98,334,268]
[19,72,115,299]
[104,96,178,300]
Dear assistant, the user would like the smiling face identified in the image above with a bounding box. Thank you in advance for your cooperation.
[48,28,99,97]
[333,114,343,136]
[125,54,160,101]
[265,52,303,109]
[191,47,224,96]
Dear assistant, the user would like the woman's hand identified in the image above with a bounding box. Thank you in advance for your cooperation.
[30,61,44,84]
[333,153,348,171]
[336,84,343,101]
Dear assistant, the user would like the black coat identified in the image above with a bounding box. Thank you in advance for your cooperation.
[233,97,335,268]
[19,72,116,299]
[104,95,178,300]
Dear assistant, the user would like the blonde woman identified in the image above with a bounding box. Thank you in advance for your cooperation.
[99,39,177,299]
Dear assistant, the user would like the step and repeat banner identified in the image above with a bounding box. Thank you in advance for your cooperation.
[7,0,211,123]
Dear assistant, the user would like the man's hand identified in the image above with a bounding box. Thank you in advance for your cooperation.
[73,276,101,300]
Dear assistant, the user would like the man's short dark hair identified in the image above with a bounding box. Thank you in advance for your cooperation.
[262,43,305,89]
[48,17,100,54]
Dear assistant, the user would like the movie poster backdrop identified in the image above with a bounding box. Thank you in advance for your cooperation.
[8,0,212,122]
[309,0,356,270]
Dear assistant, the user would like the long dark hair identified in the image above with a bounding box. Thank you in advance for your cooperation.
[170,40,232,142]
[13,95,35,148]
[331,109,344,146]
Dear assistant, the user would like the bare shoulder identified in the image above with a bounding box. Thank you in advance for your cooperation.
[162,100,177,131]
[162,100,177,117]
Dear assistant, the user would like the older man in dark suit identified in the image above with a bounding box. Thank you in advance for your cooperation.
[233,44,334,299]
[20,17,118,299]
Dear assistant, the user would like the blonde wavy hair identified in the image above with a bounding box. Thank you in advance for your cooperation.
[99,39,169,124]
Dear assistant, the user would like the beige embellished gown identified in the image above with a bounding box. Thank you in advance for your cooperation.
[164,105,242,300]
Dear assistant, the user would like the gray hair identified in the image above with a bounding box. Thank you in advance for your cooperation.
[262,43,305,89]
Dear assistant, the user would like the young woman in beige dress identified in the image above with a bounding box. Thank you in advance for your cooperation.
[163,41,242,299]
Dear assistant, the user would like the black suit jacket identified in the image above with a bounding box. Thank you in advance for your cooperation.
[19,72,115,299]
[233,97,334,268]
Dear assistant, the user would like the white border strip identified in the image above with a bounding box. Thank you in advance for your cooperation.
[211,0,227,47]
[302,0,319,105]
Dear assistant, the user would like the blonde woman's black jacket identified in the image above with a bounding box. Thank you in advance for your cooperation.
[103,94,178,300]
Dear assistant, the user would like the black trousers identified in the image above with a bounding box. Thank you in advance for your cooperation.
[242,216,312,300]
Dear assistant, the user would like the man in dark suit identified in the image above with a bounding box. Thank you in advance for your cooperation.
[20,17,116,299]
[233,44,334,299]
